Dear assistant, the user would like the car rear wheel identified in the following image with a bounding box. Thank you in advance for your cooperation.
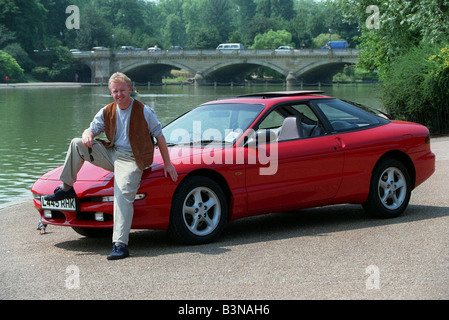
[363,158,411,218]
[169,176,228,244]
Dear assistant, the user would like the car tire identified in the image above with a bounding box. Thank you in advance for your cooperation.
[72,227,112,238]
[363,158,411,218]
[168,176,228,245]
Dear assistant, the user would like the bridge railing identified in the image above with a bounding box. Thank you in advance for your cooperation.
[73,48,359,58]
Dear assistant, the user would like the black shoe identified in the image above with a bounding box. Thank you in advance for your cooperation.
[44,186,76,201]
[107,244,129,260]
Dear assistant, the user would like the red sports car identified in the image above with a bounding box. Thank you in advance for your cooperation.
[31,91,435,244]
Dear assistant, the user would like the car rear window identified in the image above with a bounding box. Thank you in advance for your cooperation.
[312,99,389,133]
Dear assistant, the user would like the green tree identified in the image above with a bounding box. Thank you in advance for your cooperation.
[0,0,47,52]
[251,29,293,49]
[0,24,16,48]
[330,0,449,72]
[49,45,75,81]
[163,14,186,47]
[202,0,233,44]
[231,0,257,44]
[332,0,449,133]
[74,4,113,50]
[2,42,36,72]
[313,33,344,48]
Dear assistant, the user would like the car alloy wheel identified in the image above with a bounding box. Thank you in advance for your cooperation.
[183,186,221,236]
[169,176,228,244]
[377,167,407,211]
[363,158,411,218]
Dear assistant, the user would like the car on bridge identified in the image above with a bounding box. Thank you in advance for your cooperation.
[275,46,295,53]
[147,46,162,53]
[31,91,435,245]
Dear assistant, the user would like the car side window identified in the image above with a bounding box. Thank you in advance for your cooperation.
[290,104,325,138]
[254,104,325,144]
[258,109,285,130]
[291,104,319,122]
[314,99,386,133]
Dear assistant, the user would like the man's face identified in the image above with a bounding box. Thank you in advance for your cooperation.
[109,81,132,108]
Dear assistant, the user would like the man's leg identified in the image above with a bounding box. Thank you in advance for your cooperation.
[108,151,143,260]
[46,138,114,200]
[59,138,115,186]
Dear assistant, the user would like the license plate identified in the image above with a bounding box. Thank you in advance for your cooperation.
[41,196,78,212]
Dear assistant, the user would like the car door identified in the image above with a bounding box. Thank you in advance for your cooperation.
[245,103,345,212]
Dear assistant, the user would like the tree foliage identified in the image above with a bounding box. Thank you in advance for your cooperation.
[0,0,356,52]
[331,0,449,133]
[251,30,293,49]
[0,50,25,82]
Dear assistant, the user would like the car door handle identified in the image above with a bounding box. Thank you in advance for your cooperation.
[335,136,346,149]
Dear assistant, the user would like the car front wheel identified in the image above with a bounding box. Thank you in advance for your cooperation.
[169,176,228,244]
[363,158,411,218]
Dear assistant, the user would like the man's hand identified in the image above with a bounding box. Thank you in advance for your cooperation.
[156,135,178,182]
[164,162,178,182]
[82,129,94,148]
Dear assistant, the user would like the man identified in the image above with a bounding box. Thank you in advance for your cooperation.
[45,72,178,260]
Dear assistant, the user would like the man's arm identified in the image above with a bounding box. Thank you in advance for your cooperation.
[155,135,178,182]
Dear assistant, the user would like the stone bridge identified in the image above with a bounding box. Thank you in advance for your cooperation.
[73,49,358,86]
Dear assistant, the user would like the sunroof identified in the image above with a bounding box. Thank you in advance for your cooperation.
[237,90,325,98]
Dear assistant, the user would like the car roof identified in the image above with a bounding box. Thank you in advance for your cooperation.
[203,90,333,106]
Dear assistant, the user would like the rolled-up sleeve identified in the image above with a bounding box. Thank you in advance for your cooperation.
[144,105,162,138]
[88,107,106,137]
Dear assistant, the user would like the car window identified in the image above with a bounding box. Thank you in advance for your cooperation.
[291,104,319,122]
[313,99,388,133]
[254,104,325,144]
[258,109,285,130]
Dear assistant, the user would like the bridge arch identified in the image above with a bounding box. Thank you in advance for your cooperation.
[74,61,93,83]
[119,60,197,84]
[294,59,356,83]
[199,59,286,83]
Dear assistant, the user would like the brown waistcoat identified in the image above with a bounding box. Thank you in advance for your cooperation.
[103,100,154,170]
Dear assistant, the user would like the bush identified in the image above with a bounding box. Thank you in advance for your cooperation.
[0,50,25,82]
[381,44,449,134]
[31,66,51,81]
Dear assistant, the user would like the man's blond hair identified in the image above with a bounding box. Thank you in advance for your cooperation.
[108,72,132,88]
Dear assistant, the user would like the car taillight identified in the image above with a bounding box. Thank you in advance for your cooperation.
[425,134,430,144]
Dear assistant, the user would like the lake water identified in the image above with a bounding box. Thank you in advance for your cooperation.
[0,83,383,205]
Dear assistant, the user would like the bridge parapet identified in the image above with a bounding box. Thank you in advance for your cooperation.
[73,48,359,58]
[73,49,359,84]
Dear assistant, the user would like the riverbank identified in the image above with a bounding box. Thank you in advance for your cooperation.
[0,82,103,88]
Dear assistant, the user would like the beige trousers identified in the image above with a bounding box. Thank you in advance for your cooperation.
[60,138,143,245]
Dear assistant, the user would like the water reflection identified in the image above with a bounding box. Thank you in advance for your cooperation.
[0,84,381,205]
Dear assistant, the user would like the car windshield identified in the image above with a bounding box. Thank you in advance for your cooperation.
[163,103,264,146]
